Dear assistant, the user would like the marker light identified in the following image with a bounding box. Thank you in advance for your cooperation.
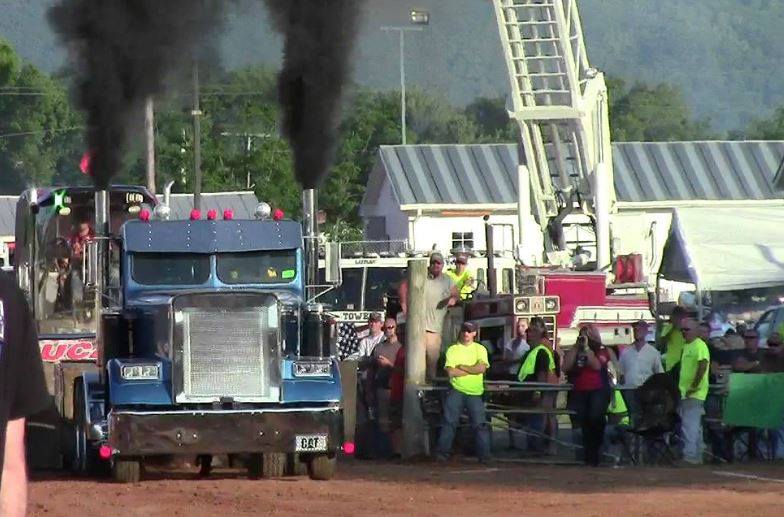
[153,204,171,220]
[272,208,285,221]
[139,209,151,222]
[223,209,234,220]
[343,441,355,455]
[207,209,217,220]
[190,209,201,220]
[98,445,113,460]
[254,202,272,220]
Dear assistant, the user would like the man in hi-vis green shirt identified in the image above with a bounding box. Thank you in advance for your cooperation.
[677,317,710,464]
[435,322,492,463]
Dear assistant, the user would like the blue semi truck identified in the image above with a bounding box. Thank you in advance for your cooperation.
[15,185,344,482]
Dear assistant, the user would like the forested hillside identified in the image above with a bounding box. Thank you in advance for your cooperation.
[3,0,784,131]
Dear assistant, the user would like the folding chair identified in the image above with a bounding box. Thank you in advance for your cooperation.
[621,373,680,466]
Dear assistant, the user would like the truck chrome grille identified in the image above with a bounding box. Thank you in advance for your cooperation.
[181,307,271,400]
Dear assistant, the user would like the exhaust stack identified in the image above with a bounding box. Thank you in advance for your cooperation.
[94,189,109,367]
[302,188,319,291]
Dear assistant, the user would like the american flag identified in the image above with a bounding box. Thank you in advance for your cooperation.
[337,322,361,360]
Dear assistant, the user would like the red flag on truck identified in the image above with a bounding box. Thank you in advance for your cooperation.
[80,151,92,176]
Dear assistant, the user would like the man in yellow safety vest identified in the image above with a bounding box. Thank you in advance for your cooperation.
[446,253,474,300]
[517,316,559,454]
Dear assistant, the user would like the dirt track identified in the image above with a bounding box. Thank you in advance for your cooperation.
[30,459,784,516]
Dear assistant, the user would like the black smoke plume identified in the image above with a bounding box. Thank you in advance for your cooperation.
[48,0,224,189]
[265,0,364,188]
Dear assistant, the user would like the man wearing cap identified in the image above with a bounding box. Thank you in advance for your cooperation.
[435,321,492,463]
[400,252,458,380]
[446,253,474,301]
[352,312,386,361]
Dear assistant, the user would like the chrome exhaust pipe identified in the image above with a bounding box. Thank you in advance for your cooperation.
[94,189,109,368]
[302,188,319,289]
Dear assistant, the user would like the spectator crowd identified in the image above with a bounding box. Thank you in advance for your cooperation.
[340,252,784,467]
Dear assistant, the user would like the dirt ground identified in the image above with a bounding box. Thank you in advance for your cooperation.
[29,458,784,516]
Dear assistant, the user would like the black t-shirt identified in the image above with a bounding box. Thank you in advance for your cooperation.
[0,272,50,485]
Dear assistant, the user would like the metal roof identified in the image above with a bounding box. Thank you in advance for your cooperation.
[613,141,784,203]
[156,191,259,220]
[376,142,784,206]
[0,196,17,237]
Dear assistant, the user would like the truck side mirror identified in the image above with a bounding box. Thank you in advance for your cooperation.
[324,241,342,285]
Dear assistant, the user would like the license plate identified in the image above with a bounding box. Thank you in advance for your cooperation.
[295,434,328,452]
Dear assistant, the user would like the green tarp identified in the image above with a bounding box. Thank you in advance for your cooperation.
[722,373,784,429]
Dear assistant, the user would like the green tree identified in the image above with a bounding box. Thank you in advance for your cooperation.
[464,96,516,142]
[740,106,784,140]
[608,79,713,141]
[0,38,80,193]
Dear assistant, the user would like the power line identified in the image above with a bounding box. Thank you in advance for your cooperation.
[0,126,85,139]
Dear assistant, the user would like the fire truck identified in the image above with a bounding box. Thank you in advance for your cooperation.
[455,0,655,345]
[16,185,344,482]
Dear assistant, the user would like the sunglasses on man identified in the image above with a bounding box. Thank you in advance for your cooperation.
[384,325,396,330]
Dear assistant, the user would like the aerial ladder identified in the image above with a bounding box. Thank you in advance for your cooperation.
[492,0,615,270]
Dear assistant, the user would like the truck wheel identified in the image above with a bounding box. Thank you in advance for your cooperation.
[307,454,336,481]
[247,453,286,479]
[112,458,142,483]
[70,379,101,475]
[285,453,307,476]
[262,452,286,478]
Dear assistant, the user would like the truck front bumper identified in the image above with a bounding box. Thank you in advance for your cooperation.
[108,406,343,456]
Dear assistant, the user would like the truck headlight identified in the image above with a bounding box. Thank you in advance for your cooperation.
[121,364,160,381]
[293,360,332,377]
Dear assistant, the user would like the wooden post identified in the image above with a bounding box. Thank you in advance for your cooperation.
[403,258,428,459]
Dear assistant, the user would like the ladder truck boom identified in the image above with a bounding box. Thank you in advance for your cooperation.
[492,0,614,269]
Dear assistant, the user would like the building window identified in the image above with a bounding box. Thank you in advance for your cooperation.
[451,232,474,251]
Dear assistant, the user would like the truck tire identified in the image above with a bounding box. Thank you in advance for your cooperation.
[285,453,307,476]
[70,379,101,476]
[262,452,286,478]
[112,458,142,483]
[307,454,336,481]
[247,453,286,479]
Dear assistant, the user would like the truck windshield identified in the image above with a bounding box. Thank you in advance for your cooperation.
[216,250,297,284]
[365,267,406,311]
[132,253,211,285]
[317,268,363,310]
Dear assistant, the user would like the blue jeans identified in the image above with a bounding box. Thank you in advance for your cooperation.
[678,397,705,463]
[436,389,491,461]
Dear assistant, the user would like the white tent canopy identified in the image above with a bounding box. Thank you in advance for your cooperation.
[659,206,784,291]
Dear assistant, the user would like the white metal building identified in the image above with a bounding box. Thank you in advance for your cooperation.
[361,141,784,290]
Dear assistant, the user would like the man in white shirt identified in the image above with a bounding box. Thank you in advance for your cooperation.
[351,313,385,361]
[501,318,530,377]
[620,320,663,389]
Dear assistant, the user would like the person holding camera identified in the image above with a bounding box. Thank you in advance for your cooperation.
[563,324,618,466]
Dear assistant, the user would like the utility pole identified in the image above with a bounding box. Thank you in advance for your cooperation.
[403,258,428,459]
[144,97,156,194]
[191,60,202,211]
